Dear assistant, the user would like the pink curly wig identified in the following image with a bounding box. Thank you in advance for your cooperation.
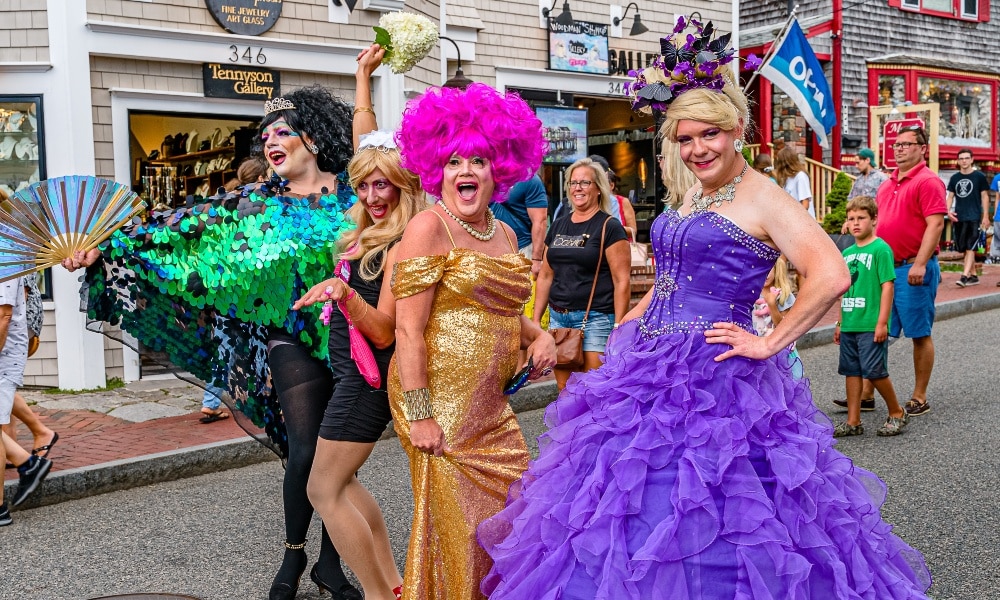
[396,83,546,202]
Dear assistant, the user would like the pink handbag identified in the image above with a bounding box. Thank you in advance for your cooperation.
[340,302,381,388]
[335,257,381,388]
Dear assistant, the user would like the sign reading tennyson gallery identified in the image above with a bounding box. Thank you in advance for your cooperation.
[203,63,279,101]
[205,0,283,36]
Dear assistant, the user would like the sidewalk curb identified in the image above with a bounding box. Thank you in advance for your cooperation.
[5,437,275,510]
[14,293,1000,509]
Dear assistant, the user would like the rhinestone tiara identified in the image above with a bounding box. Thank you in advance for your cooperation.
[264,97,296,115]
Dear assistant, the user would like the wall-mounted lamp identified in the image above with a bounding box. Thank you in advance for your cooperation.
[614,3,648,36]
[440,36,473,89]
[542,0,575,26]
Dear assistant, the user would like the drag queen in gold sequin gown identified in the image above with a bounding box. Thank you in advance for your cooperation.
[389,83,555,599]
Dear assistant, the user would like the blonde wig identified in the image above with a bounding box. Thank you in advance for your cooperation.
[659,67,751,143]
[339,147,425,280]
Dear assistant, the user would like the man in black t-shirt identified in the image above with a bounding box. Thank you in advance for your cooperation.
[946,149,990,286]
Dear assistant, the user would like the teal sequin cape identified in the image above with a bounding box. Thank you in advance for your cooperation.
[83,178,356,457]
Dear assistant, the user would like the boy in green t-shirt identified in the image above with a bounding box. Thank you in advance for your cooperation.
[833,196,909,437]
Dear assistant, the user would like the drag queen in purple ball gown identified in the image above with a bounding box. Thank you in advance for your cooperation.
[477,20,932,600]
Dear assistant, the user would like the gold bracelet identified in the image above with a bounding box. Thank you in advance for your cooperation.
[353,106,375,116]
[402,388,434,421]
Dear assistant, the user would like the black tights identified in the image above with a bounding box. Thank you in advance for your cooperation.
[268,342,347,588]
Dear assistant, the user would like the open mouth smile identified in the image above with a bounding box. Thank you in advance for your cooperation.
[457,182,479,200]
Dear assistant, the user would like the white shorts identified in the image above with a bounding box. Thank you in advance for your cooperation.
[0,377,16,425]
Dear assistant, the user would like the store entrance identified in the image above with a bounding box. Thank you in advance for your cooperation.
[129,111,259,209]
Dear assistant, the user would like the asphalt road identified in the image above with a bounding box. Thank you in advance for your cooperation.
[6,308,999,600]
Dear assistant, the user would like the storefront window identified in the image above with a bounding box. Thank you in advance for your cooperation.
[877,75,906,107]
[130,112,259,208]
[0,97,43,204]
[0,96,51,298]
[918,76,992,147]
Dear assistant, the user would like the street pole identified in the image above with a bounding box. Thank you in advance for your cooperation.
[832,0,843,168]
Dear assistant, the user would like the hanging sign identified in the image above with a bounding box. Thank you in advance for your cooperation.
[203,63,279,101]
[205,0,283,36]
[548,20,610,75]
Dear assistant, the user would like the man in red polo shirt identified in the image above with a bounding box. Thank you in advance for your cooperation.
[872,125,946,417]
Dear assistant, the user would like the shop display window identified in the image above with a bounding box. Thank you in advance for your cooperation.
[918,77,992,147]
[0,96,51,298]
[0,97,43,206]
[129,112,259,208]
[868,67,997,154]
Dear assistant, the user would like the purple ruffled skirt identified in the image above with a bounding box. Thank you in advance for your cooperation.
[478,321,931,599]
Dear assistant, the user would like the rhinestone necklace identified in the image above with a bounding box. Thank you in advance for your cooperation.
[437,200,496,241]
[691,161,750,212]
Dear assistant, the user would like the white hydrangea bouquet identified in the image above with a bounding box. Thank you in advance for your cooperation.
[373,12,439,74]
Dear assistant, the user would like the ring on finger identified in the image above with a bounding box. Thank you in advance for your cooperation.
[324,285,335,298]
[540,367,553,375]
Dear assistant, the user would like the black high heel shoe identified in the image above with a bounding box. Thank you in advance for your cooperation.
[269,540,307,600]
[310,564,362,599]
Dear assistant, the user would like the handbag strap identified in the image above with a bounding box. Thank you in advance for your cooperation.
[581,216,611,330]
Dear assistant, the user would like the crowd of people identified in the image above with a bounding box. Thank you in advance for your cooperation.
[7,18,977,600]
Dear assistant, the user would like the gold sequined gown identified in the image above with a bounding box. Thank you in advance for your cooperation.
[388,236,532,600]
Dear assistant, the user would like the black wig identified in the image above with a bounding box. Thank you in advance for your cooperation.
[255,85,353,175]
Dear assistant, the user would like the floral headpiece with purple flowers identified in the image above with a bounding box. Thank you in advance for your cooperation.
[625,17,761,114]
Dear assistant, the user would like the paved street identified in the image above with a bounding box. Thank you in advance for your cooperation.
[6,308,999,600]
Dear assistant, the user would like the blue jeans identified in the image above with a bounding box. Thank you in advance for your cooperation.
[990,220,1000,259]
[548,309,615,353]
[202,384,225,411]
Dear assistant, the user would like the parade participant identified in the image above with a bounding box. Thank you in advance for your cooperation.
[533,157,630,391]
[390,82,556,599]
[291,43,415,600]
[480,19,931,598]
[64,85,361,600]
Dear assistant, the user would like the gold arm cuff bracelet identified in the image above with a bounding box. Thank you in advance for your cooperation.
[402,388,434,421]
[353,106,376,116]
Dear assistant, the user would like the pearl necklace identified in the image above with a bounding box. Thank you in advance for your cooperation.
[437,200,496,241]
[691,161,750,212]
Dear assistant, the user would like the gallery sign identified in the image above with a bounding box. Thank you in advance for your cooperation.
[203,63,279,101]
[548,20,610,75]
[205,0,283,36]
[608,49,657,77]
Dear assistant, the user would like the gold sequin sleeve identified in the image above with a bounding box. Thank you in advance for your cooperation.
[391,254,447,300]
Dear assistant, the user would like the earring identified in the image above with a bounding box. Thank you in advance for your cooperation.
[307,143,319,155]
[734,139,744,153]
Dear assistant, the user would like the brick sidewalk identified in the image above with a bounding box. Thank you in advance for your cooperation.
[5,407,248,482]
[6,264,999,484]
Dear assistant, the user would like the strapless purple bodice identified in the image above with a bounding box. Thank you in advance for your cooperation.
[638,208,781,338]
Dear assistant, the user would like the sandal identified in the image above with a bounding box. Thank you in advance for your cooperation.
[198,409,230,424]
[31,431,60,459]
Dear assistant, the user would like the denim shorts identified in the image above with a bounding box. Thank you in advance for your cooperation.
[548,309,615,353]
[838,331,889,380]
[889,256,939,339]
